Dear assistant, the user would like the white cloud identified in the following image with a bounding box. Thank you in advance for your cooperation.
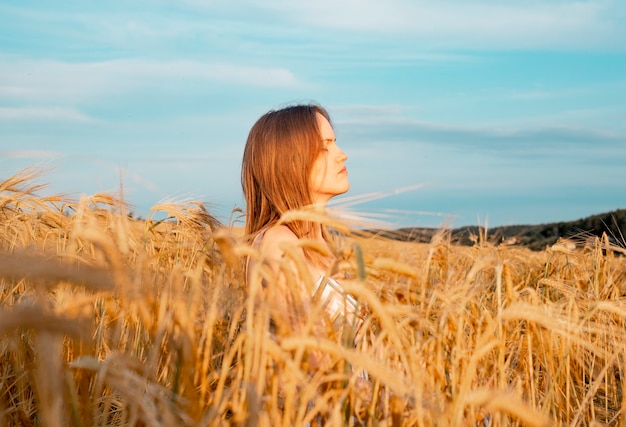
[332,106,625,156]
[330,104,416,118]
[0,57,304,103]
[0,4,210,46]
[3,1,623,69]
[249,0,625,50]
[2,150,63,159]
[0,107,94,122]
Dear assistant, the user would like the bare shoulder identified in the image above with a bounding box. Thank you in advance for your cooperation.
[261,225,298,247]
[259,225,301,260]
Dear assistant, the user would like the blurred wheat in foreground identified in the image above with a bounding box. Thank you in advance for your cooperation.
[1,169,626,427]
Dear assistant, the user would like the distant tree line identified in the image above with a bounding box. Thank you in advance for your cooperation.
[368,209,626,252]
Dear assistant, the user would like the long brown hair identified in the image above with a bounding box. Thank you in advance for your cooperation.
[241,104,332,242]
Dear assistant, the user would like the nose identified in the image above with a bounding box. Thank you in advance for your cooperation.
[337,147,348,162]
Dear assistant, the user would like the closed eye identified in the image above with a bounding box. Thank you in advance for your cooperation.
[321,138,336,151]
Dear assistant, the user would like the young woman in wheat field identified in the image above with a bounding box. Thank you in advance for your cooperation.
[241,103,366,343]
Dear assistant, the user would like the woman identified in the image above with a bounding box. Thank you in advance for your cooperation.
[241,103,363,339]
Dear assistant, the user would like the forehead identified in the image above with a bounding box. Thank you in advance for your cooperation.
[316,112,335,140]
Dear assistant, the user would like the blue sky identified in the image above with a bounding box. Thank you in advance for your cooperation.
[1,0,625,228]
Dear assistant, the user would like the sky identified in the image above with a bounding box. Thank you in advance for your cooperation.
[1,0,625,229]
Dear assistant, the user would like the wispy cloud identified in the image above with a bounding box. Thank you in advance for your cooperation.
[0,107,94,122]
[14,1,619,54]
[331,104,418,118]
[243,0,625,50]
[0,4,218,49]
[506,86,597,101]
[335,108,625,155]
[2,150,63,159]
[0,57,304,103]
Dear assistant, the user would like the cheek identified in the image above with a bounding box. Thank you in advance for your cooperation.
[309,159,327,189]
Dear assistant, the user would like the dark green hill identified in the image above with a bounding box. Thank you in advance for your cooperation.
[365,209,626,251]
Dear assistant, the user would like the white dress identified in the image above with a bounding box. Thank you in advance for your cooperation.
[312,275,364,340]
[247,229,365,340]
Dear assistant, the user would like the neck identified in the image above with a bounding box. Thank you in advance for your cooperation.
[311,194,331,210]
[308,202,327,241]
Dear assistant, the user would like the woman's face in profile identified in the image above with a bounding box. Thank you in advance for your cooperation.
[309,112,350,204]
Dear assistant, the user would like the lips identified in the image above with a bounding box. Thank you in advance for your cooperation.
[338,167,347,175]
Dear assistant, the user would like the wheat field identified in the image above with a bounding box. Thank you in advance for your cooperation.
[1,169,625,426]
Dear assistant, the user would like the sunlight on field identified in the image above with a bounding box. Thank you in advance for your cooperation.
[1,169,625,426]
